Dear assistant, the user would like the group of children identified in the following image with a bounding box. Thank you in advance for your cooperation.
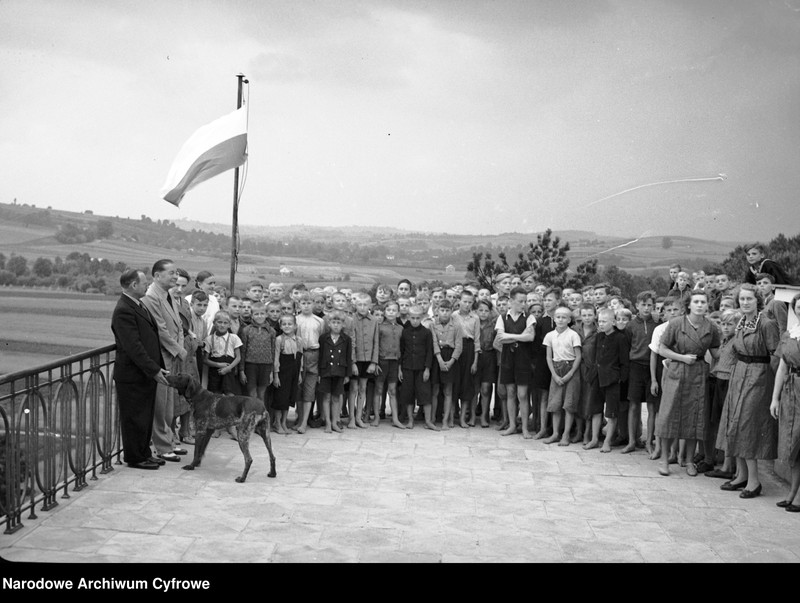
[170,267,786,479]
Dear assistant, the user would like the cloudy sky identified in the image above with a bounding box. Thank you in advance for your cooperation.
[2,0,799,240]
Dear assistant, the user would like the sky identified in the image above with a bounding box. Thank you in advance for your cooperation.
[2,0,799,241]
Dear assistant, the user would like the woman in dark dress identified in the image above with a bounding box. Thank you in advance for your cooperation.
[770,293,800,512]
[716,284,780,499]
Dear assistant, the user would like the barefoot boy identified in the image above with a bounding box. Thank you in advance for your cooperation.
[623,291,657,454]
[595,308,630,453]
[398,306,438,430]
[318,311,351,433]
[496,287,536,439]
[543,305,582,445]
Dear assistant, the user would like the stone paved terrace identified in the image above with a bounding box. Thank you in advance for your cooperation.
[2,419,799,564]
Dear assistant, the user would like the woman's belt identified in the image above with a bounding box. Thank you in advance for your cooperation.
[737,353,770,364]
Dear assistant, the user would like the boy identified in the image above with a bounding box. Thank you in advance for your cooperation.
[267,282,285,303]
[475,299,497,427]
[312,292,327,318]
[648,295,682,460]
[376,300,405,429]
[712,273,733,311]
[613,307,634,447]
[593,283,611,310]
[238,301,276,406]
[497,287,536,438]
[543,305,582,446]
[595,308,630,453]
[290,283,307,304]
[294,292,325,433]
[317,311,351,433]
[225,295,243,335]
[429,288,445,318]
[624,291,658,455]
[189,290,210,385]
[431,299,463,430]
[757,272,788,332]
[398,305,438,430]
[452,290,480,428]
[244,280,264,304]
[351,292,379,428]
[266,300,282,332]
[576,304,603,449]
[240,298,253,327]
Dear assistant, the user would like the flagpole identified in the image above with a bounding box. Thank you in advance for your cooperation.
[229,73,246,293]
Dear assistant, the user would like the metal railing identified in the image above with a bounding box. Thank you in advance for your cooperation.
[0,345,119,535]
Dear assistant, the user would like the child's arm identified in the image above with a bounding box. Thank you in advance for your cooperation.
[221,348,241,374]
[649,350,660,396]
[563,346,581,381]
[272,336,281,388]
[546,345,562,386]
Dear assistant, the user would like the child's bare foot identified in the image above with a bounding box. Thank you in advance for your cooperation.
[468,419,476,427]
[356,420,368,429]
[558,438,570,446]
[347,421,357,429]
[543,434,559,444]
[392,421,406,429]
[296,426,307,434]
[621,443,636,454]
[650,448,662,460]
[332,423,343,433]
[276,426,288,435]
[583,439,599,450]
[500,425,517,436]
[370,420,380,427]
[533,430,548,440]
[570,434,582,444]
[324,425,332,433]
[461,421,469,428]
[496,422,509,431]
[522,431,533,440]
[658,465,670,476]
[441,423,450,431]
[481,419,490,428]
[406,421,414,430]
[424,422,441,431]
[600,443,612,453]
[448,420,455,429]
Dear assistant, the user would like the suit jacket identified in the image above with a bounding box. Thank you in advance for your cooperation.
[595,328,630,388]
[142,282,185,360]
[112,294,164,383]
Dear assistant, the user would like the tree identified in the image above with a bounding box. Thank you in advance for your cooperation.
[0,252,5,270]
[96,219,114,239]
[465,251,510,292]
[661,236,673,250]
[509,228,599,289]
[32,257,54,278]
[6,255,28,277]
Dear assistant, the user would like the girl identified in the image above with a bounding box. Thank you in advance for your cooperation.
[273,314,304,434]
[716,283,780,498]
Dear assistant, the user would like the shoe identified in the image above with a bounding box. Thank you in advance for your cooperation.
[127,460,159,470]
[705,469,734,479]
[720,480,747,491]
[739,484,762,499]
[777,500,792,508]
[786,504,800,513]
[172,447,188,455]
[181,436,196,445]
[692,452,704,465]
[695,460,715,474]
[147,456,166,466]
[686,463,698,477]
[158,452,181,462]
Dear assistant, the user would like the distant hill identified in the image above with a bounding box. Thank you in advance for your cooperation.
[0,201,737,277]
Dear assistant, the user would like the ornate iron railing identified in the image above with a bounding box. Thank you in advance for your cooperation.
[0,345,119,535]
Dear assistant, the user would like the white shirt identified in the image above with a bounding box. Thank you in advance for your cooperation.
[543,328,582,361]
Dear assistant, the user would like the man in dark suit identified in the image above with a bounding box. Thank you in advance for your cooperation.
[112,269,170,470]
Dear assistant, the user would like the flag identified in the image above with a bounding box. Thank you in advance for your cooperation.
[160,107,248,206]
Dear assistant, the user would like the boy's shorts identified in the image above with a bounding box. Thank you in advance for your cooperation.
[318,375,346,397]
[301,349,319,402]
[546,360,580,413]
[601,382,625,418]
[355,361,376,380]
[399,368,432,406]
[431,347,456,385]
[627,362,657,405]
[499,344,532,385]
[476,351,497,384]
[244,363,272,389]
[377,358,399,384]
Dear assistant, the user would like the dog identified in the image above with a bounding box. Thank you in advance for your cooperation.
[166,373,276,482]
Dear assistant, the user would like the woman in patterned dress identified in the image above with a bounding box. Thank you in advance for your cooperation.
[716,284,780,498]
[654,291,720,477]
[770,293,800,512]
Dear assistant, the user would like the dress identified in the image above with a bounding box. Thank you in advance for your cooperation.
[654,316,720,440]
[716,314,780,459]
[776,332,800,467]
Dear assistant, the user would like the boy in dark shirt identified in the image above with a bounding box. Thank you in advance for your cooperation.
[623,291,657,454]
[398,305,438,431]
[596,308,630,453]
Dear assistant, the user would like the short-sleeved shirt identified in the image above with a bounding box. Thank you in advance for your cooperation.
[205,332,243,357]
[543,328,582,362]
[296,313,325,350]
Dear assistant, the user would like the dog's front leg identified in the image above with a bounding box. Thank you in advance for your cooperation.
[183,429,213,470]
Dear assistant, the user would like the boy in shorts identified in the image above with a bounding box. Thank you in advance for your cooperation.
[596,308,630,453]
[318,311,351,433]
[497,287,536,438]
[399,306,438,430]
